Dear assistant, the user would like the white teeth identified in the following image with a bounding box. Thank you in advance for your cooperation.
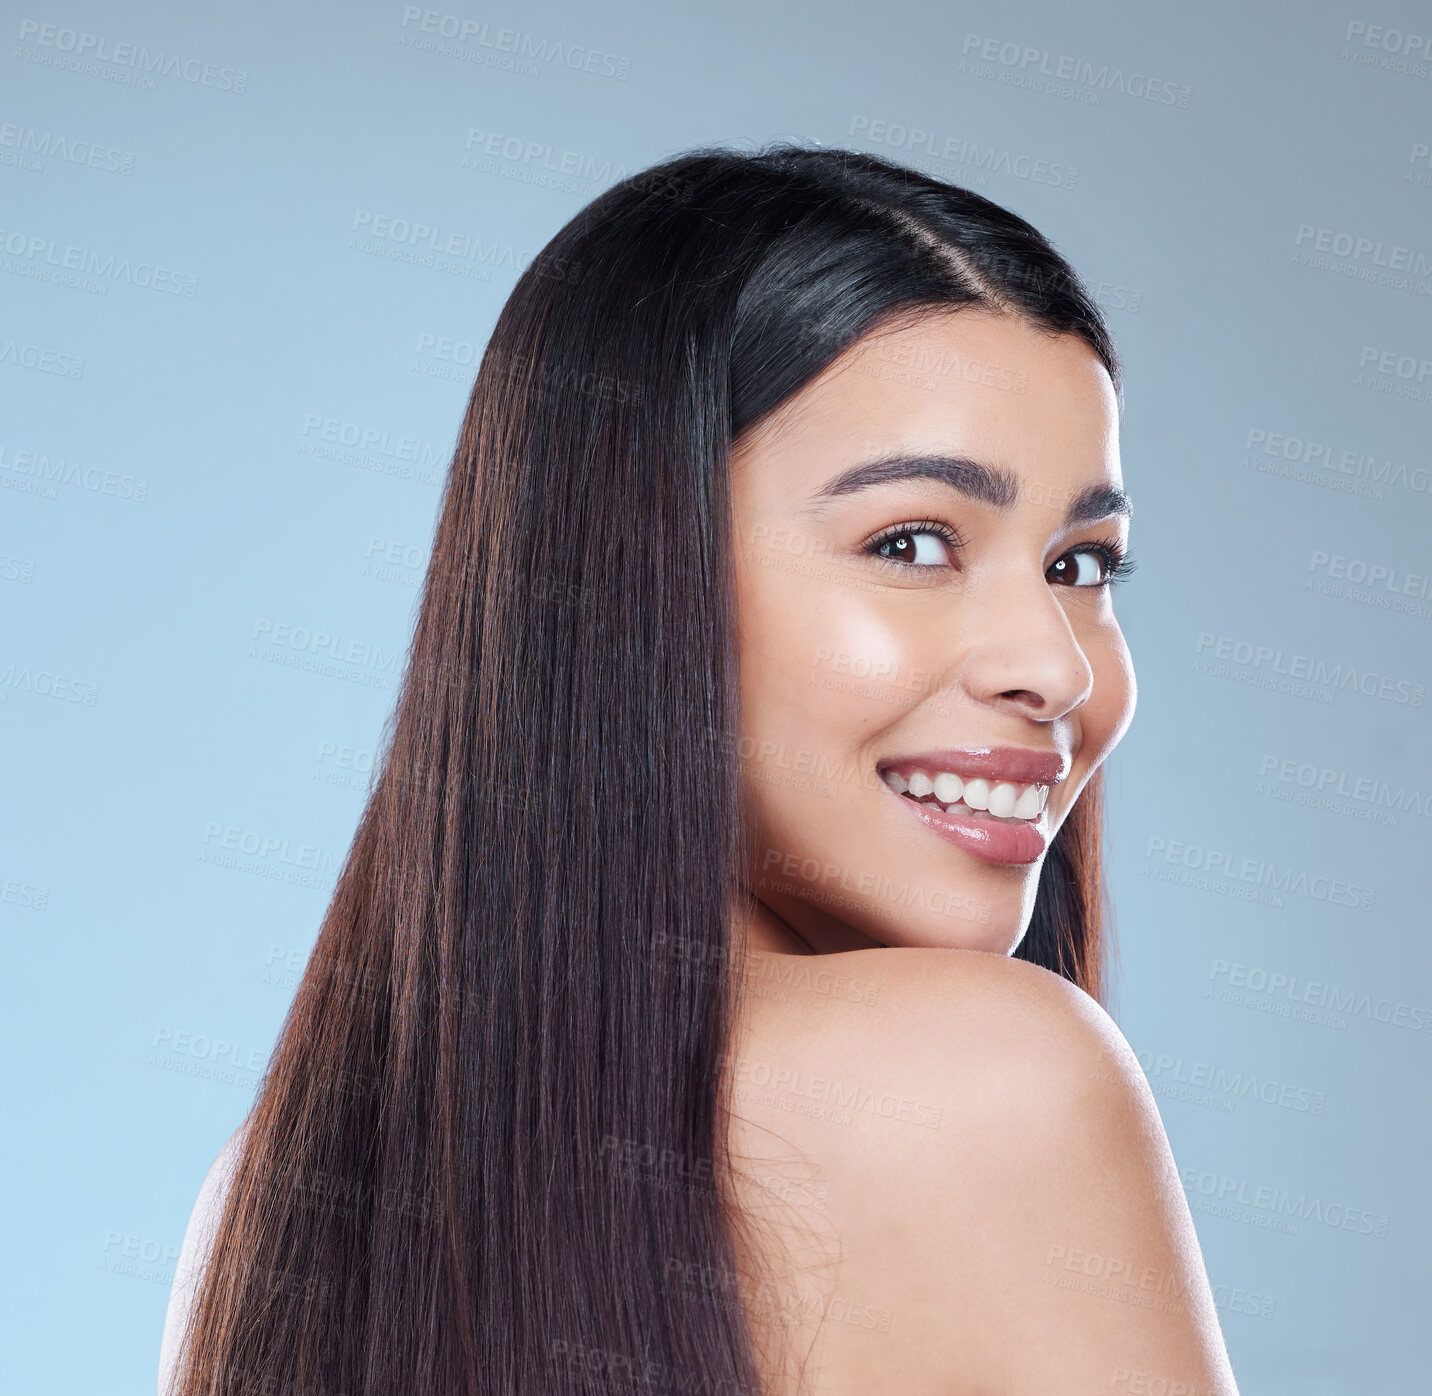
[1012,784,1042,819]
[987,781,1017,817]
[961,778,990,811]
[933,772,963,803]
[884,768,1051,823]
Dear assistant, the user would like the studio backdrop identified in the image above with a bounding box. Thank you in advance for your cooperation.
[1,1,1428,1392]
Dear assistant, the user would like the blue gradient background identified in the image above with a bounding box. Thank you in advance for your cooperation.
[2,2,1428,1391]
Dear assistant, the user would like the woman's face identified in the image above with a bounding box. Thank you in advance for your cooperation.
[730,308,1136,955]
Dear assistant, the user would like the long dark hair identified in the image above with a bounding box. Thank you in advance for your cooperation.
[171,143,1121,1396]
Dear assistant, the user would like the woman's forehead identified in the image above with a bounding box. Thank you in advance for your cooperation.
[733,312,1121,500]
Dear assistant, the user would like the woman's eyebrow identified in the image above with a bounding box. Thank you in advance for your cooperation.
[796,452,1133,528]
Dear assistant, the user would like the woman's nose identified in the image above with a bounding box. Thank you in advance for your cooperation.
[947,574,1095,721]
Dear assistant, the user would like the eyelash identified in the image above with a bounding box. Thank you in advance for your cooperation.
[863,520,1139,589]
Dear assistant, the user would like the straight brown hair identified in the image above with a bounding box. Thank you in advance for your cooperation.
[169,142,1121,1396]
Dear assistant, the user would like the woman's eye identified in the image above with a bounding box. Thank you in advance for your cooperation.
[1049,546,1118,588]
[871,528,956,568]
[863,527,1133,586]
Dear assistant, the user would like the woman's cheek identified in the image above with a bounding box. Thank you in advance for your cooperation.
[794,597,925,733]
[737,583,898,814]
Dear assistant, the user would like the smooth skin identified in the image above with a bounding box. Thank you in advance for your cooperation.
[722,308,1240,1394]
[162,309,1239,1396]
[731,306,1134,956]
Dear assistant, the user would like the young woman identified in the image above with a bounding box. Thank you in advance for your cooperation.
[160,144,1240,1395]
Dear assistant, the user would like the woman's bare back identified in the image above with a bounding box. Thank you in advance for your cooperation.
[161,946,1239,1395]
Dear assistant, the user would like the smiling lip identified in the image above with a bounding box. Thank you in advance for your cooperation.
[877,746,1068,868]
[890,794,1050,865]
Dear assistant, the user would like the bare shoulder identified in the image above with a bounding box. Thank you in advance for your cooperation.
[157,1119,250,1396]
[734,945,1130,1126]
[875,944,1143,1096]
[728,949,1241,1394]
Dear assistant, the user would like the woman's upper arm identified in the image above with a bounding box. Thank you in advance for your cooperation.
[157,1121,248,1396]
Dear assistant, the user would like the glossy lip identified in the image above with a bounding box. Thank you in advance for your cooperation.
[877,746,1070,787]
[888,789,1050,865]
[876,746,1069,868]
